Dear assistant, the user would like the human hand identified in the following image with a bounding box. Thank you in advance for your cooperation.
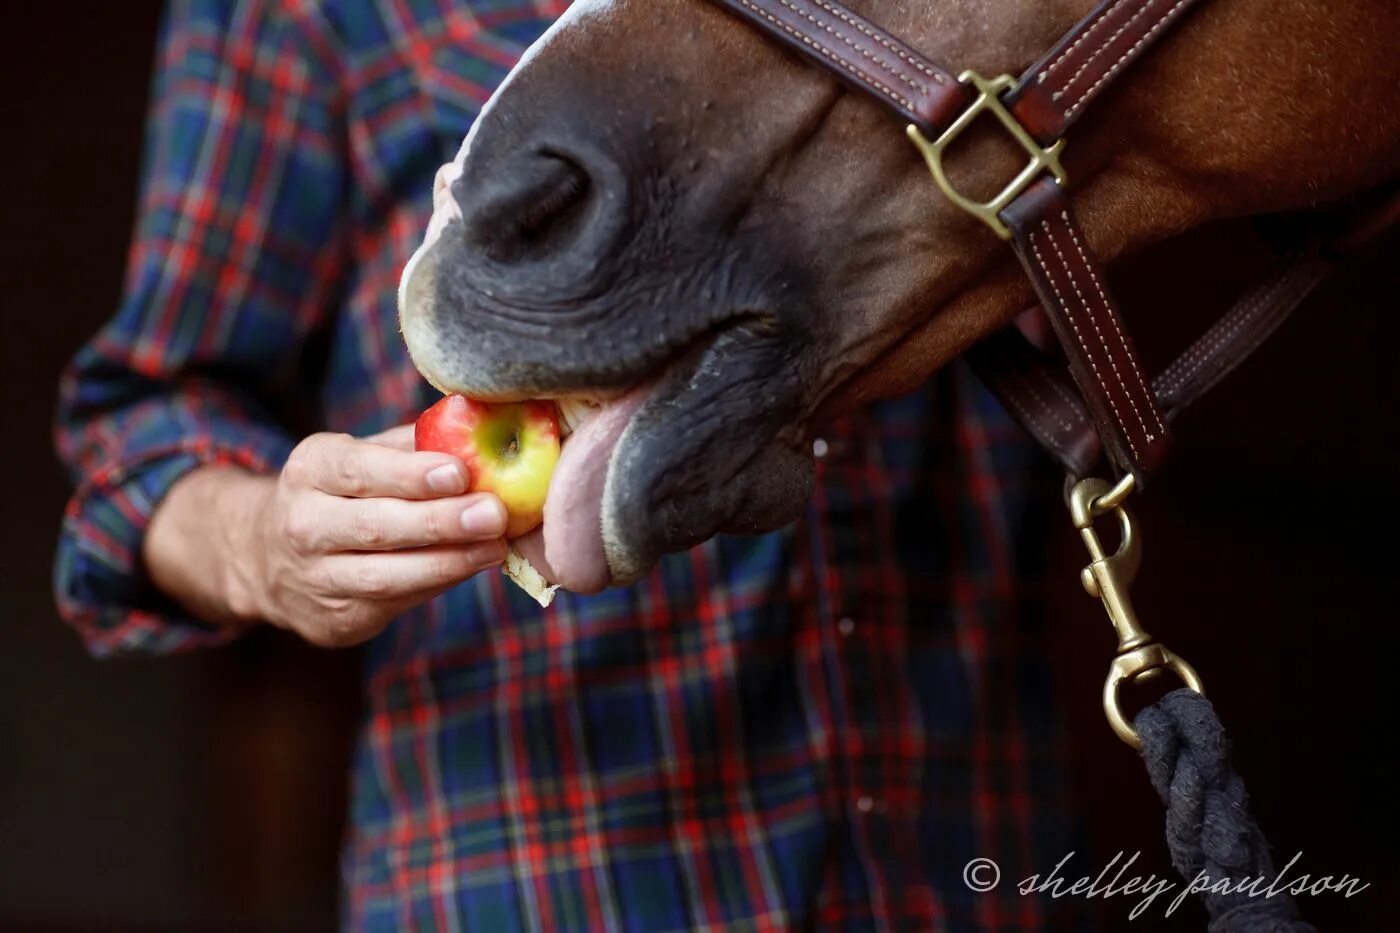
[225,426,507,646]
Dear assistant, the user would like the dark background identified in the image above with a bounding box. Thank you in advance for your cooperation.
[2,5,358,932]
[1,2,1395,931]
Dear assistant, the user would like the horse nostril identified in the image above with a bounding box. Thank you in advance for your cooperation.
[461,151,593,263]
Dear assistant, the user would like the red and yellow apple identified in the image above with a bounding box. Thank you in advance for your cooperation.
[416,395,560,539]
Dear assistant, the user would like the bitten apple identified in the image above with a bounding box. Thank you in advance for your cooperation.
[416,395,560,539]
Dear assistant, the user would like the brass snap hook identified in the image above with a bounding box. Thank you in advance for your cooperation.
[1068,476,1205,749]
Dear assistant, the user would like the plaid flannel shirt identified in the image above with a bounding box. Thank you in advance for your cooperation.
[54,1,1089,929]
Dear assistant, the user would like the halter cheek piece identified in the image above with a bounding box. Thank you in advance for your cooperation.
[703,0,1394,750]
[708,0,1262,486]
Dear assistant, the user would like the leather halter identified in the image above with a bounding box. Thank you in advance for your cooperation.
[702,0,1339,486]
[701,0,1394,757]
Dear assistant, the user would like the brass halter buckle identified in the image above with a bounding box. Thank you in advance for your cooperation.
[906,71,1067,240]
[1068,475,1205,749]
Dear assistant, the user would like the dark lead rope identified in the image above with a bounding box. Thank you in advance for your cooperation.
[1135,690,1315,932]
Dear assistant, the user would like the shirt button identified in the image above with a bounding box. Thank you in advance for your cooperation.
[812,437,829,459]
[837,617,855,637]
[856,796,874,814]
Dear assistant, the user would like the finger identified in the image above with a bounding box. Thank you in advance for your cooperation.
[314,492,508,551]
[375,579,467,624]
[365,424,416,451]
[299,433,468,499]
[322,541,509,601]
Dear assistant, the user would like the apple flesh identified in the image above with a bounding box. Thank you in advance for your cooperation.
[415,395,560,539]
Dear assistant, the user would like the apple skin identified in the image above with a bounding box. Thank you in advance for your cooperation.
[415,395,560,539]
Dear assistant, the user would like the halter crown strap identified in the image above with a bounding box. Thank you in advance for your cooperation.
[713,0,1205,143]
[1005,0,1209,144]
[710,0,970,133]
[704,0,1213,483]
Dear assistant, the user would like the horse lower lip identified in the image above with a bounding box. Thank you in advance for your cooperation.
[537,381,655,592]
[533,317,760,589]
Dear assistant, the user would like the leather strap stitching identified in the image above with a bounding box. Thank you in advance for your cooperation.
[808,0,947,84]
[1039,0,1131,83]
[1063,0,1192,119]
[1053,1,1159,100]
[1000,389,1065,443]
[735,0,918,111]
[1031,223,1141,459]
[773,0,928,94]
[1014,371,1077,437]
[1154,272,1294,395]
[1061,213,1164,437]
[1001,386,1080,460]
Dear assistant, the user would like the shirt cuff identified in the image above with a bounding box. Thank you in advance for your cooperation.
[54,428,294,658]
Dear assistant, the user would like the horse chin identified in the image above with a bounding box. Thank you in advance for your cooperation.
[597,333,816,586]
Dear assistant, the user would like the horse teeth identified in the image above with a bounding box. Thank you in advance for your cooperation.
[556,397,602,438]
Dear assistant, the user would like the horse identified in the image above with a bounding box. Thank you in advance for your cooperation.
[399,0,1400,594]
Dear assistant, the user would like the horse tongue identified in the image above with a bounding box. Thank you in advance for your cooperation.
[520,384,650,594]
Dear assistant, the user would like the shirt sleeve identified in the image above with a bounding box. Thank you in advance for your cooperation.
[54,0,347,657]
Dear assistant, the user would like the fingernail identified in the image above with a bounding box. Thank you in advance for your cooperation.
[426,463,465,494]
[461,499,506,537]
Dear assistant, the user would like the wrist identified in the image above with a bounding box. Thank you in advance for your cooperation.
[212,469,277,626]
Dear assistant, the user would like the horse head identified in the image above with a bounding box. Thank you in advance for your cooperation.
[400,0,1399,592]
